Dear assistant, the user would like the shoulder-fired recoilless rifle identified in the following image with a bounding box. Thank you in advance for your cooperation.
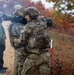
[41,17,53,28]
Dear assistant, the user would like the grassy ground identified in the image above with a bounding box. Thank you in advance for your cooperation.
[49,30,74,75]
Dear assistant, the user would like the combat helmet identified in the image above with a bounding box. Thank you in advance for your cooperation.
[15,7,26,17]
[25,7,40,19]
[14,5,25,17]
[14,4,23,12]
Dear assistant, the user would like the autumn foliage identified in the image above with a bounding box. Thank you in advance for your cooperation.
[50,10,74,35]
[0,0,74,35]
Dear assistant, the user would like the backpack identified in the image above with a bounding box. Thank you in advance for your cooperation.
[27,20,50,49]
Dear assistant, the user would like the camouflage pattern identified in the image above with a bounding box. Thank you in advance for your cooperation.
[14,47,28,75]
[24,7,40,20]
[25,7,40,16]
[15,7,26,17]
[6,6,27,75]
[21,51,50,75]
[8,23,25,47]
[20,18,50,75]
[8,6,51,75]
[20,18,50,49]
[8,23,27,75]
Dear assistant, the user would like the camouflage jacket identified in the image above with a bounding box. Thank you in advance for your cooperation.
[20,18,47,41]
[20,18,50,52]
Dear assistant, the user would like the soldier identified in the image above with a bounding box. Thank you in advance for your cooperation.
[10,23,28,75]
[0,11,7,73]
[19,7,51,75]
[3,4,27,25]
[7,5,27,47]
[5,5,27,75]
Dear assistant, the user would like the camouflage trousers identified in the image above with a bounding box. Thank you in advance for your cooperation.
[14,47,27,75]
[21,50,50,75]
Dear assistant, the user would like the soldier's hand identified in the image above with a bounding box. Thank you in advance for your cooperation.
[14,39,21,43]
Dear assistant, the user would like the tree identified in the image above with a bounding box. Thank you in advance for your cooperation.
[34,1,51,17]
[46,0,74,16]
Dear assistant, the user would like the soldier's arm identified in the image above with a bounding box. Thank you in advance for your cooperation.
[13,29,27,45]
[3,14,14,21]
[15,23,31,45]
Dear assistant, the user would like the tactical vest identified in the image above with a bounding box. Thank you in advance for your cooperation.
[8,23,25,47]
[26,19,50,49]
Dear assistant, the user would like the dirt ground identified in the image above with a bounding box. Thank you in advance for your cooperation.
[2,21,14,75]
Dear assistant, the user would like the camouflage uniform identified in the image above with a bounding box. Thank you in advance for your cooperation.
[14,45,27,75]
[5,6,27,75]
[9,6,51,75]
[8,23,27,75]
[6,6,27,75]
[20,18,50,75]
